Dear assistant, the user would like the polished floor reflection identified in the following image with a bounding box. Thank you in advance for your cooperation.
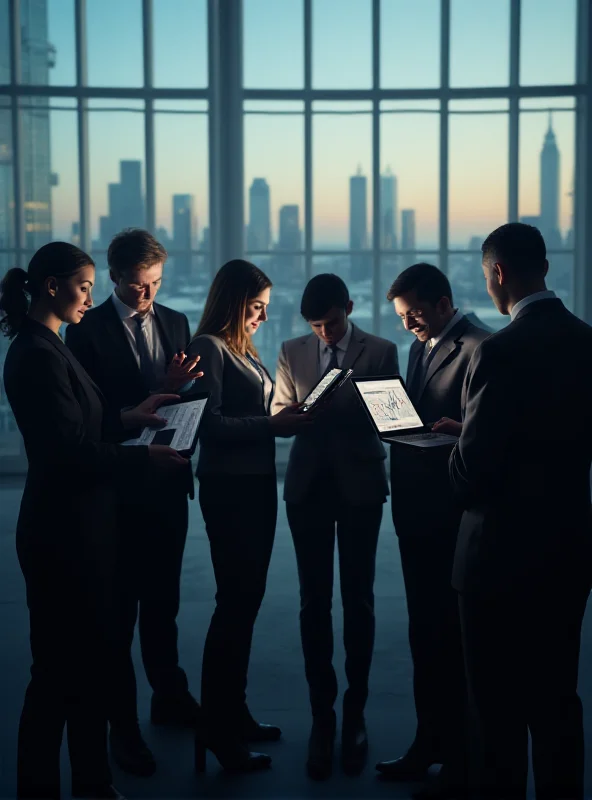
[0,477,591,799]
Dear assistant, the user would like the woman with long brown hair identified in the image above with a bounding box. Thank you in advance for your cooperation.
[187,259,310,772]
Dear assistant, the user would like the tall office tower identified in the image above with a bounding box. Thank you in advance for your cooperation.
[247,178,271,252]
[172,194,196,285]
[380,166,397,249]
[278,204,302,280]
[118,160,144,230]
[0,17,12,268]
[350,166,369,281]
[540,115,562,249]
[401,209,416,251]
[20,0,54,250]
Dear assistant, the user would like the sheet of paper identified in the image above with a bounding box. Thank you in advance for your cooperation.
[122,397,208,450]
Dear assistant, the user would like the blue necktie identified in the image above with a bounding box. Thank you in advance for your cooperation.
[133,314,156,389]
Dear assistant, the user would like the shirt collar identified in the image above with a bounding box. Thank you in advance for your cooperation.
[322,320,353,353]
[111,290,155,321]
[429,308,463,349]
[510,290,556,321]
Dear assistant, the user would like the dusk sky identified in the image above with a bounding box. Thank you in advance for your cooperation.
[42,0,577,249]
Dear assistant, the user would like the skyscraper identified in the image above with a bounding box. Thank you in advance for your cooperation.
[350,166,369,281]
[119,160,144,230]
[540,115,561,249]
[172,194,196,284]
[247,178,270,251]
[380,167,397,249]
[278,204,302,279]
[100,160,144,246]
[401,209,416,251]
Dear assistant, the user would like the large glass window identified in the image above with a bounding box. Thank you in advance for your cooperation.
[0,0,587,470]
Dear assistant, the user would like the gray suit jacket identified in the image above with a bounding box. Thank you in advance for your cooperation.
[273,323,399,505]
[186,334,275,477]
[391,315,490,538]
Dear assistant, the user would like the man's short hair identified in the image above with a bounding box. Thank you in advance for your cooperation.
[301,273,350,320]
[386,263,453,307]
[108,228,167,277]
[481,222,547,277]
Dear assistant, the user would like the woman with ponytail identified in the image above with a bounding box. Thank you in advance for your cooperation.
[0,242,187,800]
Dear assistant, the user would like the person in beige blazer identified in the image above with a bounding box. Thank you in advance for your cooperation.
[273,274,398,780]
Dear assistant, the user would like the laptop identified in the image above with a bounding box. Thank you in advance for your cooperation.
[352,375,459,448]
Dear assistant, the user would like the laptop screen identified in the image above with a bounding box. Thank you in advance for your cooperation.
[355,377,424,434]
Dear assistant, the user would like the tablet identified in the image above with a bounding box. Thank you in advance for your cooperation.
[121,391,209,457]
[300,368,353,413]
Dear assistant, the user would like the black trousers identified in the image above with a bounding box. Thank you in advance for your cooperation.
[287,480,383,718]
[459,579,591,800]
[398,530,467,770]
[110,484,190,728]
[16,542,113,799]
[199,474,277,731]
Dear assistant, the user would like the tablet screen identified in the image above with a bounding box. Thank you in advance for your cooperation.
[301,368,343,411]
[122,396,208,453]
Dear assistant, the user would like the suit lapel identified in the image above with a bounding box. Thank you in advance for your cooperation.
[153,303,175,364]
[341,324,366,371]
[98,298,143,380]
[406,340,422,389]
[300,334,320,393]
[417,316,469,401]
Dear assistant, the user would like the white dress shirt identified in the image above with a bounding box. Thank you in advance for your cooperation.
[424,308,463,363]
[318,321,353,376]
[510,290,557,321]
[111,291,167,383]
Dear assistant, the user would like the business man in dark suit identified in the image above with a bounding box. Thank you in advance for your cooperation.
[66,229,202,776]
[450,223,592,800]
[273,274,398,780]
[376,263,489,799]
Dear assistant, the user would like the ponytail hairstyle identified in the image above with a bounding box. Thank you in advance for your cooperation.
[195,259,272,358]
[0,242,95,338]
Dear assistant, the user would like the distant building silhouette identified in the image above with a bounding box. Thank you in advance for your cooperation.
[401,209,416,251]
[172,194,196,285]
[278,204,302,280]
[247,178,271,251]
[350,166,369,281]
[100,160,144,246]
[520,215,541,228]
[380,167,397,249]
[540,115,562,249]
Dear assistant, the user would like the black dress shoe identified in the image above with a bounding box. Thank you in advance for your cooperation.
[306,712,336,781]
[376,744,436,781]
[240,719,282,743]
[72,784,126,799]
[341,714,368,775]
[109,725,156,777]
[195,728,272,773]
[150,691,201,727]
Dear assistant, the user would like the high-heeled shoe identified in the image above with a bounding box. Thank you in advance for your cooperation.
[194,729,272,773]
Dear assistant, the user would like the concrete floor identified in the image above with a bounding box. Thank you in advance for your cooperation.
[1,478,592,799]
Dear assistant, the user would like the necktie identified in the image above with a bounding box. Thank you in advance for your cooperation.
[133,314,156,389]
[326,343,340,372]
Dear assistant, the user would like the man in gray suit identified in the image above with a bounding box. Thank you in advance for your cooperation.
[273,274,398,780]
[376,263,489,800]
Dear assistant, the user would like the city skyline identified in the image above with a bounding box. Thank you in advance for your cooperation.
[1,0,574,251]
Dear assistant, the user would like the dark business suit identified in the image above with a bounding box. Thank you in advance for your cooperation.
[186,334,276,733]
[66,296,193,727]
[3,318,149,799]
[450,298,592,800]
[273,324,398,718]
[390,316,488,770]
